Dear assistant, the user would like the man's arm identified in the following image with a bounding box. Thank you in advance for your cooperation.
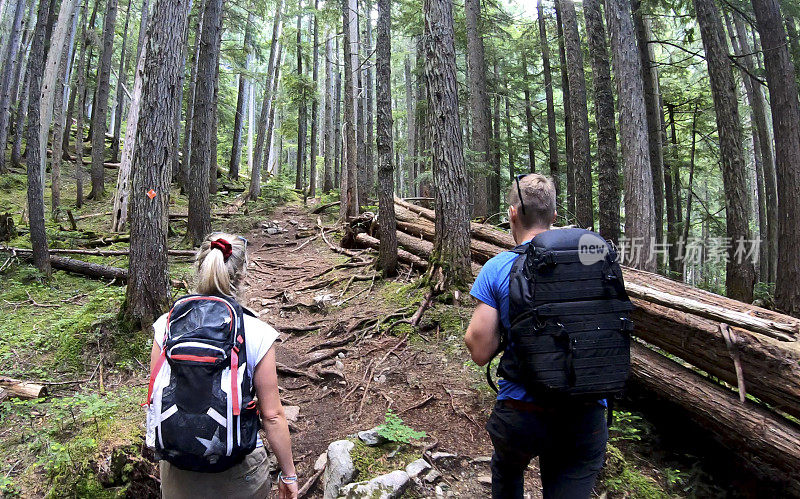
[464,301,501,366]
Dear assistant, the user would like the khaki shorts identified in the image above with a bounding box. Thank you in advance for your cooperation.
[159,447,272,499]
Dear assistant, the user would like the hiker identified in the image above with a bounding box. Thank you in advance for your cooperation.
[146,233,298,499]
[465,174,632,498]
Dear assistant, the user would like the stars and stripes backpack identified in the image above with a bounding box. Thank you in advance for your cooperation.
[145,295,260,472]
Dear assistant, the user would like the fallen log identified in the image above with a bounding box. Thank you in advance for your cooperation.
[0,376,47,399]
[311,201,340,214]
[632,299,800,419]
[1,246,196,258]
[626,282,795,342]
[630,342,800,495]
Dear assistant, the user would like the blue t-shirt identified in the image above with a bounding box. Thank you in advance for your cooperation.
[470,242,605,406]
[470,244,536,402]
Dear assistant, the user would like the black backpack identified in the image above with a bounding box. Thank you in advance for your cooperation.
[146,295,260,472]
[488,228,634,403]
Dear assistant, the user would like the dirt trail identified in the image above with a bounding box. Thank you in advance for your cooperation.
[242,204,542,498]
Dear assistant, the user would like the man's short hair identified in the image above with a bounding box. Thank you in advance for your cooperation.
[508,174,557,229]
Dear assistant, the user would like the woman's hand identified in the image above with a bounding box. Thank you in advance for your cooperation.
[278,477,298,499]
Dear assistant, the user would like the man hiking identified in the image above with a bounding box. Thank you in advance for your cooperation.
[465,174,632,498]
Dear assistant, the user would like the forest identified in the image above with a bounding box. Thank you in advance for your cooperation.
[1,0,800,495]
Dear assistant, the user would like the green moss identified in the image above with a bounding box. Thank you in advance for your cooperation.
[600,444,670,499]
[348,439,420,483]
[380,281,425,310]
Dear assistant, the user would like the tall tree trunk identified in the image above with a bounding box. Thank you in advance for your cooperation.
[522,52,536,174]
[693,0,755,302]
[632,1,665,244]
[555,1,575,221]
[424,0,471,286]
[376,0,396,276]
[489,59,501,215]
[228,12,253,181]
[537,0,559,202]
[504,78,514,181]
[355,3,367,207]
[111,47,145,232]
[464,0,490,218]
[25,0,52,275]
[171,0,192,185]
[309,0,319,197]
[126,0,191,327]
[340,0,359,218]
[73,0,95,209]
[661,101,678,275]
[731,12,777,283]
[604,0,656,271]
[86,0,118,200]
[558,0,593,230]
[187,0,222,245]
[323,31,334,193]
[248,0,283,199]
[208,16,221,195]
[680,103,698,278]
[262,45,283,177]
[752,0,800,315]
[363,0,374,201]
[110,0,131,163]
[12,54,31,168]
[0,0,26,174]
[180,0,200,190]
[404,52,414,193]
[584,0,619,242]
[294,8,307,192]
[50,0,80,217]
[334,66,341,187]
[39,0,81,189]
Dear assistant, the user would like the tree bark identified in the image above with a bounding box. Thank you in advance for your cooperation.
[25,0,52,275]
[632,1,664,244]
[752,0,800,315]
[228,12,253,181]
[110,0,131,164]
[404,52,414,194]
[72,0,95,209]
[323,31,334,193]
[555,2,574,221]
[49,0,80,217]
[693,0,755,302]
[111,45,145,232]
[309,0,320,197]
[423,0,471,287]
[125,0,190,326]
[375,0,396,276]
[187,0,223,245]
[604,0,656,271]
[558,0,592,230]
[86,0,118,200]
[334,65,341,187]
[340,0,359,219]
[0,0,26,174]
[583,0,619,242]
[363,0,374,202]
[537,0,559,202]
[504,78,514,181]
[731,13,777,284]
[522,52,535,175]
[294,7,307,192]
[262,46,283,178]
[248,0,283,199]
[180,0,200,190]
[464,0,491,218]
[489,59,501,216]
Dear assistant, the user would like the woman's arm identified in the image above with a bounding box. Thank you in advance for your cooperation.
[254,347,296,477]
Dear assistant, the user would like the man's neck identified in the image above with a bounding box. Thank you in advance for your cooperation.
[514,226,550,245]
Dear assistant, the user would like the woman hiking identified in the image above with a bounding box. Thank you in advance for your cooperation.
[146,233,298,499]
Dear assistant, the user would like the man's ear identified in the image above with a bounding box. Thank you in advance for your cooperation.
[509,205,518,225]
[552,210,558,225]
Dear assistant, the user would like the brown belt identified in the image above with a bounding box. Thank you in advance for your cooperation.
[500,399,547,413]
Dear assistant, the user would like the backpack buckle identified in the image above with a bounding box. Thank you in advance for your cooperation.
[620,318,634,332]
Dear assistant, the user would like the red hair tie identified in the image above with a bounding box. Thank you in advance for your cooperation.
[210,238,233,261]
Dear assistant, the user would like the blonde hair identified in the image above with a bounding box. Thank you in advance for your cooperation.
[508,174,557,229]
[194,232,248,298]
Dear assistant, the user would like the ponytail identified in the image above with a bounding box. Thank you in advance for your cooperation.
[194,233,247,298]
